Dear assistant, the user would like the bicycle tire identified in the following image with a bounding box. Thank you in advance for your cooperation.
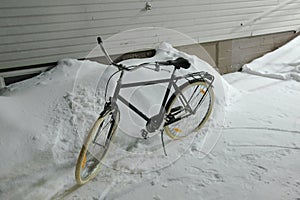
[164,80,214,139]
[75,108,119,185]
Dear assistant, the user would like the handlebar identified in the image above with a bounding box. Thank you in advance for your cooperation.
[97,36,190,71]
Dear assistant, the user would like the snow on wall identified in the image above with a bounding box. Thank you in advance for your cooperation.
[0,0,300,69]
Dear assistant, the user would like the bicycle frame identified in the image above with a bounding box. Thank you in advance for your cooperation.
[109,66,194,130]
[75,37,216,183]
[97,36,214,132]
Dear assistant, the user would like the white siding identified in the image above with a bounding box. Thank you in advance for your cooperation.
[0,0,299,69]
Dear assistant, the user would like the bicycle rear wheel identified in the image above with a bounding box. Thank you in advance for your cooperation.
[75,108,119,185]
[164,80,214,139]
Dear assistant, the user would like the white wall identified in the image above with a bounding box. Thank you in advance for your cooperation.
[0,0,299,69]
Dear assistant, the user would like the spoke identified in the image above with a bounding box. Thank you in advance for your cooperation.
[178,93,186,107]
[93,120,111,144]
[187,85,200,104]
[92,141,105,148]
[101,120,111,132]
[190,85,205,107]
[195,87,209,111]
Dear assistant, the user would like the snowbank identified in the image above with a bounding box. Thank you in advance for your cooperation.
[243,35,300,81]
[0,43,228,199]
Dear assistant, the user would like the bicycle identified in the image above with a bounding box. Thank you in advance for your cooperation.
[75,37,215,185]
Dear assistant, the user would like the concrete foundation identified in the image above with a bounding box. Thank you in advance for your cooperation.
[178,31,298,74]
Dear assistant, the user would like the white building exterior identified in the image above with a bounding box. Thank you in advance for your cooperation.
[0,0,299,70]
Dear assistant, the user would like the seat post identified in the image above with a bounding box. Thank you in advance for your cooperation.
[170,66,178,82]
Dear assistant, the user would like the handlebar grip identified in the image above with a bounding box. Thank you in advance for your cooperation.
[158,57,190,69]
[97,37,102,44]
[157,60,171,65]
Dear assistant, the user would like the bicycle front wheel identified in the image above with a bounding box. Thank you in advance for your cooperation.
[164,80,214,139]
[75,108,119,185]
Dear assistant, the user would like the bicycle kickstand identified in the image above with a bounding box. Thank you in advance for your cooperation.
[160,129,167,156]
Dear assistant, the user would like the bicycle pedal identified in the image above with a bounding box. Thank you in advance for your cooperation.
[141,129,149,140]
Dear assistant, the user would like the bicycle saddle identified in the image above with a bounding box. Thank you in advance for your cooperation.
[159,57,191,69]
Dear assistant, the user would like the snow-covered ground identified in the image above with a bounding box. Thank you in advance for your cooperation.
[0,37,300,200]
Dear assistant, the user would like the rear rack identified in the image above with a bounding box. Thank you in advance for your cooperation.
[184,71,215,85]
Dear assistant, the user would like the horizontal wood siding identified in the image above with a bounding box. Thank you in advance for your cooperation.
[0,0,299,69]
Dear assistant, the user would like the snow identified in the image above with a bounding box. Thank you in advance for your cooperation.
[1,38,300,200]
[243,35,300,82]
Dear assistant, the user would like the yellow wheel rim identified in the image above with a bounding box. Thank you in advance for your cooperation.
[81,154,87,169]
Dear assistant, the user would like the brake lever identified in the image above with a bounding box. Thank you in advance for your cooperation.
[155,62,171,73]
